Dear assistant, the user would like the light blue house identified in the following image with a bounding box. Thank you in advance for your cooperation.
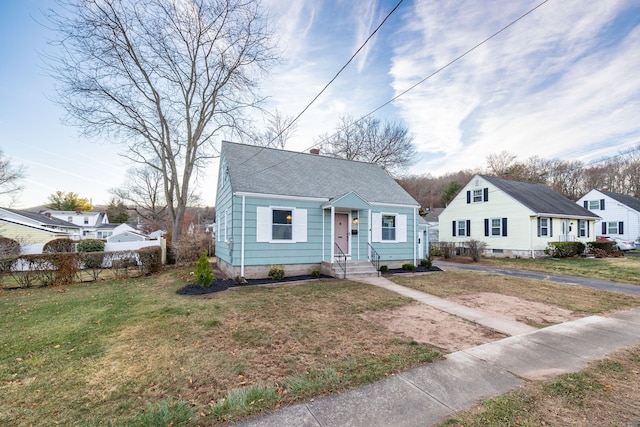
[215,142,425,279]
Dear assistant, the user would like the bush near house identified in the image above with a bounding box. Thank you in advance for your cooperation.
[545,242,586,258]
[43,238,76,253]
[587,241,617,256]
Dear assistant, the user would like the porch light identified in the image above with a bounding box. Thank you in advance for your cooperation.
[353,217,359,225]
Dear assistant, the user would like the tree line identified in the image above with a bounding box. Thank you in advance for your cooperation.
[397,146,640,211]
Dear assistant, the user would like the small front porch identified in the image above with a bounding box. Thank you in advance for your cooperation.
[321,191,379,278]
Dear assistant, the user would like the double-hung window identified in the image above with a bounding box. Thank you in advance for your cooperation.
[473,189,483,203]
[578,220,587,237]
[457,220,467,237]
[539,218,549,236]
[272,209,293,240]
[381,215,396,241]
[490,218,502,236]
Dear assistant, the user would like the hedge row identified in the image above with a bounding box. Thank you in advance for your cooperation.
[1,246,162,288]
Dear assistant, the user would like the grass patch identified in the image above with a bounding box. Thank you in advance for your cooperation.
[482,256,640,285]
[211,383,279,422]
[0,268,438,426]
[391,269,640,315]
[439,345,640,426]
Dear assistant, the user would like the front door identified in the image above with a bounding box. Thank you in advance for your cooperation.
[334,213,349,255]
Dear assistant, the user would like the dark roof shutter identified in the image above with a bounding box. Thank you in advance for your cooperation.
[466,220,471,237]
[600,199,605,210]
[502,218,508,236]
[484,218,489,236]
[550,218,553,237]
[483,187,489,202]
[537,217,541,237]
[619,222,624,234]
[466,191,471,204]
[452,220,457,237]
[602,222,607,235]
[583,200,588,209]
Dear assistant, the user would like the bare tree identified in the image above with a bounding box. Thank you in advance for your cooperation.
[317,115,416,175]
[110,166,168,228]
[250,109,298,149]
[0,148,26,203]
[47,0,276,243]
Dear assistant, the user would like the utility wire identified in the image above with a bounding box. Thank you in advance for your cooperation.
[234,0,404,167]
[240,0,550,179]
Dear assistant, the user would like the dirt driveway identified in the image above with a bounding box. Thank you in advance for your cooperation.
[362,292,579,352]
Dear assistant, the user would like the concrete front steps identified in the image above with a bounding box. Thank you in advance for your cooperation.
[323,259,380,279]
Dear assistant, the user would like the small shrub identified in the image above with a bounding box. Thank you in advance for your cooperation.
[547,242,584,258]
[587,241,616,255]
[419,258,432,268]
[402,263,416,271]
[43,238,76,253]
[590,248,608,258]
[466,239,488,262]
[77,239,105,253]
[193,250,215,288]
[311,269,320,278]
[0,237,20,275]
[438,242,457,259]
[268,265,285,281]
[138,246,162,274]
[379,265,388,273]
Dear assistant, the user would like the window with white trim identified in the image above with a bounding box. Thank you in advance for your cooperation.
[578,220,587,237]
[589,200,600,210]
[256,207,307,243]
[457,220,467,237]
[272,209,292,240]
[539,218,549,236]
[607,221,620,234]
[473,189,483,203]
[490,218,501,236]
[381,215,396,241]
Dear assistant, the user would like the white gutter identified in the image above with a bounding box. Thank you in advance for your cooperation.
[413,207,417,265]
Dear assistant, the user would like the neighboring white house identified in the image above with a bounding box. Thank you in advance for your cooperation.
[0,208,81,241]
[439,175,600,258]
[106,224,149,242]
[577,190,640,242]
[41,210,109,239]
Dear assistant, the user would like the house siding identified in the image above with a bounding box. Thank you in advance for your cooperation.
[440,176,596,257]
[0,221,69,244]
[577,190,640,242]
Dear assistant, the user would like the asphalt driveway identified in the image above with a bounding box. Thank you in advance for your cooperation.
[434,261,640,296]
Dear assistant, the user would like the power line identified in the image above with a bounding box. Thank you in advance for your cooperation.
[240,0,551,179]
[234,0,404,168]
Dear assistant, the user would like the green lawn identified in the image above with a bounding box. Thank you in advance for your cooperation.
[0,268,440,426]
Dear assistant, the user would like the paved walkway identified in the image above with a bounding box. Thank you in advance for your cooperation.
[235,274,640,427]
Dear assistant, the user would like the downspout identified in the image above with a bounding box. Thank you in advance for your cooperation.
[368,209,372,259]
[330,206,335,260]
[241,195,245,278]
[413,207,417,265]
[531,216,536,259]
[322,208,325,261]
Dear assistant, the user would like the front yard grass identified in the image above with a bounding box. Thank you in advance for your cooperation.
[481,255,640,285]
[0,267,440,426]
[391,269,640,315]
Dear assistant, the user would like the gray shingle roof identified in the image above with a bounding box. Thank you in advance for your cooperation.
[3,208,80,228]
[600,190,640,212]
[481,175,599,218]
[221,142,419,206]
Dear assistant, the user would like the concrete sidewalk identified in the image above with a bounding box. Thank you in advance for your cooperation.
[234,275,640,426]
[236,308,640,427]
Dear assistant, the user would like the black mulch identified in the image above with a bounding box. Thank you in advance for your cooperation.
[176,274,332,295]
[176,266,442,296]
[382,265,442,275]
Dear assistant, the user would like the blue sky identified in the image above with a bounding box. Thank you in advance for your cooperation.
[1,0,639,209]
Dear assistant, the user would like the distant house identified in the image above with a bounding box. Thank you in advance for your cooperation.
[439,175,600,257]
[423,207,444,246]
[215,141,425,279]
[577,190,640,242]
[0,208,80,242]
[105,224,149,243]
[41,210,109,239]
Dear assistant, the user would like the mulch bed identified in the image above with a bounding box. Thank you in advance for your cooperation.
[176,274,332,295]
[176,265,442,295]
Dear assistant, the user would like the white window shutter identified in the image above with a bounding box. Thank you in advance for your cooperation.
[292,209,307,242]
[256,207,271,242]
[397,214,407,242]
[372,212,382,242]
